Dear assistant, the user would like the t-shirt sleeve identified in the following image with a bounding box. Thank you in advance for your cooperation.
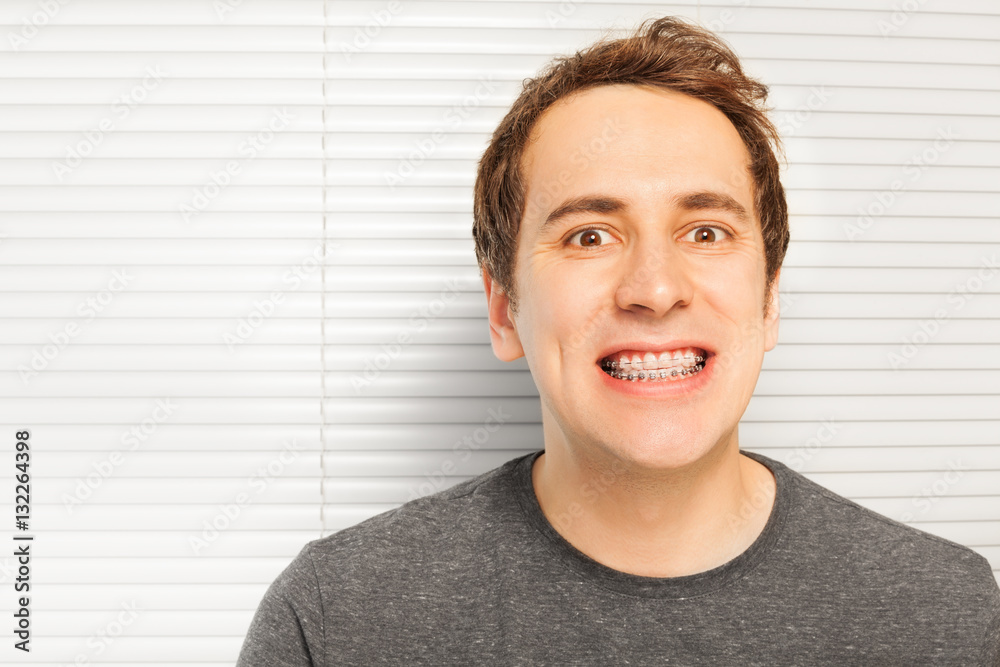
[983,582,1000,667]
[236,542,325,667]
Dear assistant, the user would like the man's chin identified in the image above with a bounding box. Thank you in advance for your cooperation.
[581,426,725,475]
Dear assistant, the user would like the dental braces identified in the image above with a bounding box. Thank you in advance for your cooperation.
[603,363,705,381]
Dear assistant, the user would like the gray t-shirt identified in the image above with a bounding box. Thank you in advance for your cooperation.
[237,450,1000,666]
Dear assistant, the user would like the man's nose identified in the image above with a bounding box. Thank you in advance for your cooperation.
[613,241,694,317]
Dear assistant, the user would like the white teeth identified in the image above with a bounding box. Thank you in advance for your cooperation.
[602,347,707,373]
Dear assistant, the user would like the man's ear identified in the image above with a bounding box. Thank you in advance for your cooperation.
[763,268,781,352]
[481,269,525,362]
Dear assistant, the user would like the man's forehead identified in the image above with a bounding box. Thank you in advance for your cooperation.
[526,83,740,150]
[519,84,755,228]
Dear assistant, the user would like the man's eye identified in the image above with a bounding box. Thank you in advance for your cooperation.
[686,226,729,244]
[568,228,614,247]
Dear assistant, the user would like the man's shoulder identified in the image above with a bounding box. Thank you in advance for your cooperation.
[301,451,534,573]
[758,450,998,597]
[237,454,537,666]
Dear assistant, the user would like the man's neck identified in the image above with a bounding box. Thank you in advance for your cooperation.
[530,442,776,578]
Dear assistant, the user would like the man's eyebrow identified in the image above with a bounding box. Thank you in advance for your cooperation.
[537,191,750,236]
[674,191,751,223]
[539,196,628,235]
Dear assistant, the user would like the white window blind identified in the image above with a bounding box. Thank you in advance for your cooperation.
[1,0,325,664]
[1,1,997,664]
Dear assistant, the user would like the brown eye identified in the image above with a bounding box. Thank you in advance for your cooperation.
[695,227,717,243]
[687,226,729,244]
[569,228,612,247]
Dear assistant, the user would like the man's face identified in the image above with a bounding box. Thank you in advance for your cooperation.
[483,84,780,471]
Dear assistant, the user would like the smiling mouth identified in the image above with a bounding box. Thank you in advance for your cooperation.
[599,347,709,382]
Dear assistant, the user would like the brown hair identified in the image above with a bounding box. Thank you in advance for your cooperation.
[473,15,788,315]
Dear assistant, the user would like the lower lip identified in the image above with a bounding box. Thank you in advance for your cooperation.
[596,354,714,398]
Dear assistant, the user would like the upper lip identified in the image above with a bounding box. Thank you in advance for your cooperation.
[596,341,715,362]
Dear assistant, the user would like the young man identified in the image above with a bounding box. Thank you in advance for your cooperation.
[238,17,1000,665]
